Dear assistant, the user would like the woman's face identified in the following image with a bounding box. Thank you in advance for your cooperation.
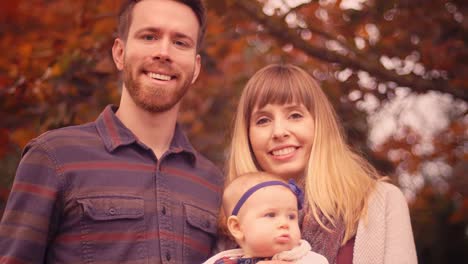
[249,103,315,180]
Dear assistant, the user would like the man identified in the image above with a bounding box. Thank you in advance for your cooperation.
[0,0,223,263]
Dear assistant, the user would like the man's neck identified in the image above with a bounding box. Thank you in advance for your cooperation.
[116,90,179,159]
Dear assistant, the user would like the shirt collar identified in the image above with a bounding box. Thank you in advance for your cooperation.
[96,105,136,151]
[96,105,197,165]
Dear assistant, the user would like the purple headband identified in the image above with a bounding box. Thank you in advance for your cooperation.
[231,179,304,216]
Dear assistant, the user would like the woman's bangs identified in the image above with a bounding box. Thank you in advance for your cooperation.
[251,75,311,110]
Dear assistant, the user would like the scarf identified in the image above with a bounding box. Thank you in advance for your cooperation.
[300,202,346,264]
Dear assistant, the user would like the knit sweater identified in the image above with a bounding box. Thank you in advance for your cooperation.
[352,182,417,263]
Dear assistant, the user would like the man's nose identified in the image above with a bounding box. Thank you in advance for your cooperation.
[152,38,172,63]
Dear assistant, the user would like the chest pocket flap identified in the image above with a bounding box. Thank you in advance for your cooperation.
[184,203,217,235]
[77,195,144,221]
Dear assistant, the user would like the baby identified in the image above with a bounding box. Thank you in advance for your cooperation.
[204,172,328,264]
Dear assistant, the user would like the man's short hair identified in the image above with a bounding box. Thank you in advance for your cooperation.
[117,0,206,51]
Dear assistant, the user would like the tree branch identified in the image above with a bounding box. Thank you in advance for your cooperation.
[234,0,467,101]
[281,2,310,19]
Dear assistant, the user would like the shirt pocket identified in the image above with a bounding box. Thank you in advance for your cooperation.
[78,195,144,220]
[183,203,218,263]
[76,195,148,263]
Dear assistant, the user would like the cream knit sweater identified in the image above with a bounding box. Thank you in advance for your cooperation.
[353,182,417,264]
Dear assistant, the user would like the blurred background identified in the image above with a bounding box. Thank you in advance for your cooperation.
[0,0,466,262]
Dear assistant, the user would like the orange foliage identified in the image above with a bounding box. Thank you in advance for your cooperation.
[0,1,466,260]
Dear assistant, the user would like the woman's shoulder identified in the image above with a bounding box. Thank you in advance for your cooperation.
[371,181,407,206]
[374,181,402,192]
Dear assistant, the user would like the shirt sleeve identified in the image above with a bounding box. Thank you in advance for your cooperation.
[383,184,418,264]
[0,140,61,263]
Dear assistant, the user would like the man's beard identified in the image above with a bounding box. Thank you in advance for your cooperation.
[122,61,193,113]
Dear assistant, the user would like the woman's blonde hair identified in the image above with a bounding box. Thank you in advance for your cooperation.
[226,64,381,244]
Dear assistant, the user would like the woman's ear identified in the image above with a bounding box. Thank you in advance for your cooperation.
[227,215,244,241]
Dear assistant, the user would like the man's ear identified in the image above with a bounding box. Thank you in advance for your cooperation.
[191,54,201,84]
[112,38,125,71]
[227,215,244,241]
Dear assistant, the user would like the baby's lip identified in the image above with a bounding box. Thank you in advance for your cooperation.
[275,234,291,243]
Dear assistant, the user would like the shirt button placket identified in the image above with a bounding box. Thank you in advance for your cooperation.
[157,160,174,264]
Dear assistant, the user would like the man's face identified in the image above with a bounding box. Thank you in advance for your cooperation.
[113,0,201,113]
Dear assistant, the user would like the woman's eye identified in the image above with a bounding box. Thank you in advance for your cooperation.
[289,112,303,119]
[255,117,269,125]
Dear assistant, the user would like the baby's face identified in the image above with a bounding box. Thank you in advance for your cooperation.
[237,185,301,258]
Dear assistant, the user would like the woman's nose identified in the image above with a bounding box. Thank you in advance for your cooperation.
[272,120,289,139]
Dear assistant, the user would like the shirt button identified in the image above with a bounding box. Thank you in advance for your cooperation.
[205,220,211,228]
[109,208,116,215]
[162,206,166,215]
[165,252,171,261]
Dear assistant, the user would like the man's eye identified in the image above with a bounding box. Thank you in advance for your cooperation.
[142,35,156,41]
[174,40,188,47]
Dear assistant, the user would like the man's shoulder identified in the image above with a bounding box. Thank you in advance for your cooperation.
[36,122,97,141]
[194,152,222,172]
[194,152,217,167]
[187,151,224,188]
[25,122,99,153]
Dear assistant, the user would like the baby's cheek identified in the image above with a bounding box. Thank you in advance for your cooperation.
[249,239,278,257]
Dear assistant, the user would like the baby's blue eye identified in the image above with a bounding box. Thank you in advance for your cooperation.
[265,212,276,218]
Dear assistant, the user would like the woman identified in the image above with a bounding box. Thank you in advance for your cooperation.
[223,64,417,263]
